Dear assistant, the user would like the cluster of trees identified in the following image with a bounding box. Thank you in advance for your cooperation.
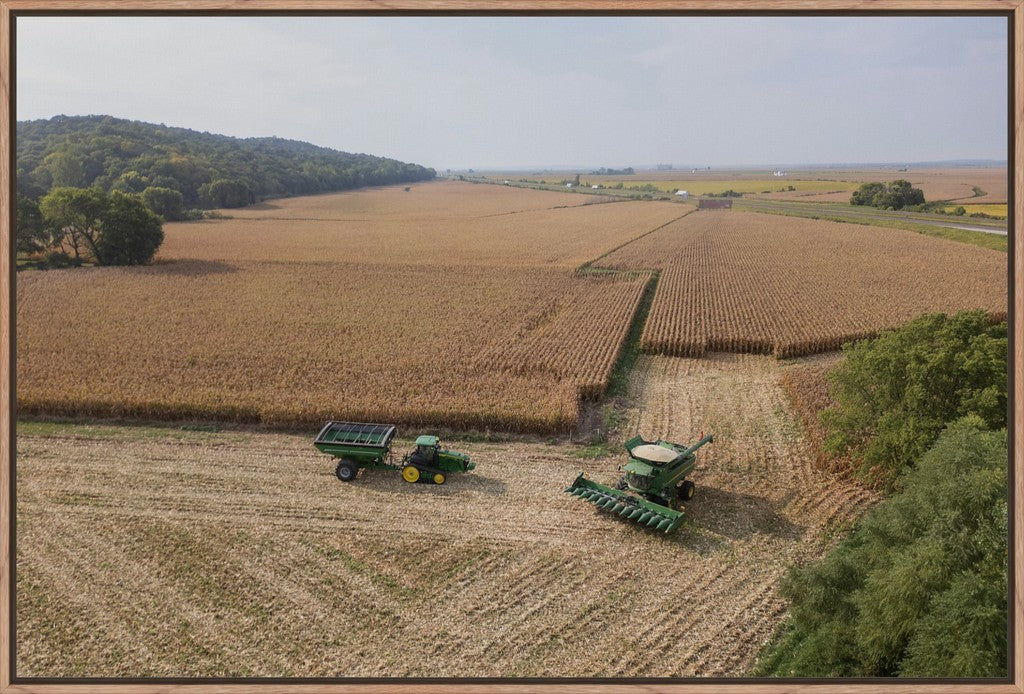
[18,188,164,266]
[850,179,925,210]
[16,115,436,209]
[588,167,634,175]
[758,311,1007,677]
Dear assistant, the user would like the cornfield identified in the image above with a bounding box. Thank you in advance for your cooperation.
[17,261,648,433]
[601,211,1006,358]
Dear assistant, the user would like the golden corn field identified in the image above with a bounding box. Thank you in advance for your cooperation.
[18,261,648,433]
[600,211,1006,358]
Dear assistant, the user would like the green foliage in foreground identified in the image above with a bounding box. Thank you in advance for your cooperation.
[757,417,1007,677]
[822,311,1006,488]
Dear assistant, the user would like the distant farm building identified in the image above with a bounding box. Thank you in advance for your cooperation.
[698,198,733,210]
[675,190,689,200]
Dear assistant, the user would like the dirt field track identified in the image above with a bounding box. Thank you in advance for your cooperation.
[16,354,873,677]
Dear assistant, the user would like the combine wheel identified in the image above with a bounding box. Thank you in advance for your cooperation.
[433,473,446,485]
[402,465,420,483]
[335,460,359,482]
[678,480,696,502]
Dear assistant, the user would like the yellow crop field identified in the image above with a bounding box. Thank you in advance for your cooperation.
[943,204,1007,218]
[601,211,1006,358]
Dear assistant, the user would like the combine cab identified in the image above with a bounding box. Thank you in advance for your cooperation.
[566,433,713,533]
[313,421,475,484]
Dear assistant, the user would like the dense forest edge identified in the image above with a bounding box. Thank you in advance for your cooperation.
[16,114,436,211]
[758,311,1008,677]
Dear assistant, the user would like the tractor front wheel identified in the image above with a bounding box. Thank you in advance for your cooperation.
[335,460,359,482]
[402,465,420,483]
[433,473,446,485]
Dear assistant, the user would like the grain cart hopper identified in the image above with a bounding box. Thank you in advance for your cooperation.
[313,421,475,484]
[565,433,713,533]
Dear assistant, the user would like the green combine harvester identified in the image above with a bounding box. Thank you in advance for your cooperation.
[313,421,475,485]
[566,432,713,533]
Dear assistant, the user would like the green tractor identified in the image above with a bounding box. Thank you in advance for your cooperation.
[313,421,475,485]
[565,433,713,533]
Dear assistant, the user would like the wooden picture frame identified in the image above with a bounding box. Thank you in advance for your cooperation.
[0,3,1020,693]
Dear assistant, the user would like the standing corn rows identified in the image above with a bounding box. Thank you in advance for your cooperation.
[601,211,1006,359]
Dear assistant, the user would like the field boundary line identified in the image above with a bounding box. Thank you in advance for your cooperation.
[576,208,697,272]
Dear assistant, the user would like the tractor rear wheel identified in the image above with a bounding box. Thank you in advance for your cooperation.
[433,473,446,485]
[335,460,359,482]
[678,480,695,502]
[402,465,420,483]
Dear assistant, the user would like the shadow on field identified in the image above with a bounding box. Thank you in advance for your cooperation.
[685,486,805,542]
[247,201,283,211]
[145,259,241,276]
[354,468,508,497]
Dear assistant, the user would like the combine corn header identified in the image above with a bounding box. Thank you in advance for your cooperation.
[565,433,713,533]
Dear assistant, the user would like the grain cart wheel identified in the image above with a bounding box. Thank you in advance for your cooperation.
[678,480,696,502]
[402,465,420,483]
[335,460,359,482]
[433,473,446,485]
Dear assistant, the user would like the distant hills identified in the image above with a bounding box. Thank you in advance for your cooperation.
[16,114,436,207]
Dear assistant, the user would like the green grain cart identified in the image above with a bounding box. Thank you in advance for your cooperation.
[565,433,713,533]
[313,420,475,485]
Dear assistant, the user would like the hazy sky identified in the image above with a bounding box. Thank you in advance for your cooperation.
[16,15,1008,170]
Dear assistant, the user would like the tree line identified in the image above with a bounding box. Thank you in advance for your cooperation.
[16,115,436,266]
[758,311,1007,677]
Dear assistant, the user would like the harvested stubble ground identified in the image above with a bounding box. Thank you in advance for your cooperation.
[16,353,875,677]
[601,210,1006,358]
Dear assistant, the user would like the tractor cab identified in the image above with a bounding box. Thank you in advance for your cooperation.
[410,435,441,467]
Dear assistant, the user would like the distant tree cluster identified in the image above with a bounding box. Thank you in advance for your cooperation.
[850,179,925,210]
[16,115,436,210]
[589,167,634,175]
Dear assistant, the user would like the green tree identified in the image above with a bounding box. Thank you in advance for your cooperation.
[38,187,163,266]
[15,194,47,255]
[821,311,1006,487]
[198,178,252,208]
[95,192,164,265]
[140,186,186,221]
[758,418,1007,678]
[38,186,107,263]
[850,181,884,206]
